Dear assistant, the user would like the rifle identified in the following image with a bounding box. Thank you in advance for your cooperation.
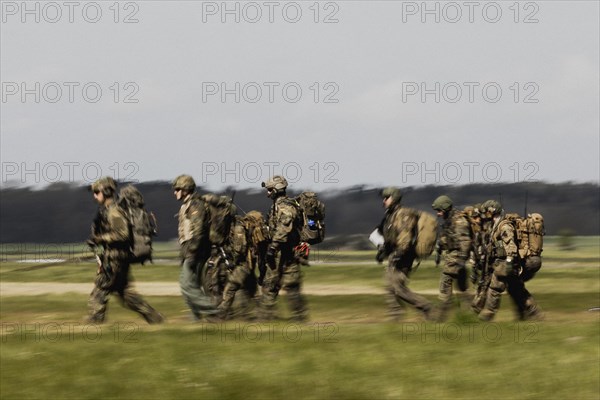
[218,246,233,271]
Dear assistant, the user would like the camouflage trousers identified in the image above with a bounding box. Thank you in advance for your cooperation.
[471,271,491,314]
[88,262,163,324]
[479,263,540,321]
[437,265,468,322]
[385,262,432,320]
[218,263,255,319]
[180,255,219,320]
[204,255,228,306]
[259,257,307,321]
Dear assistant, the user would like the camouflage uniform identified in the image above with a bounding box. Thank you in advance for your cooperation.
[433,198,472,322]
[176,181,219,320]
[217,212,266,319]
[87,179,163,324]
[379,188,432,320]
[259,176,307,321]
[471,207,493,314]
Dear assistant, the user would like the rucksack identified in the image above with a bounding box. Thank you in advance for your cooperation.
[202,194,237,246]
[414,210,438,259]
[501,213,545,259]
[295,192,326,245]
[241,211,270,248]
[118,185,157,264]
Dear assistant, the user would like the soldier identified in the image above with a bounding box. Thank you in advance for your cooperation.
[478,200,541,321]
[173,175,220,321]
[431,195,472,322]
[468,203,493,314]
[217,211,268,319]
[258,175,307,321]
[86,177,163,324]
[376,187,433,321]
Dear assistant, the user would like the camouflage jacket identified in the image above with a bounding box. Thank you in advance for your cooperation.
[178,193,209,254]
[381,205,418,256]
[488,216,518,260]
[268,196,301,245]
[438,209,472,267]
[91,200,131,260]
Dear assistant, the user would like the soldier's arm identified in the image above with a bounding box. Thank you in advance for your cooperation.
[98,208,130,245]
[188,199,208,251]
[395,210,417,255]
[500,223,518,258]
[271,203,296,243]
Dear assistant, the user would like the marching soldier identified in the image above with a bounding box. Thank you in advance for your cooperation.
[376,187,433,321]
[87,177,163,324]
[478,200,541,321]
[431,195,472,322]
[258,176,307,321]
[172,175,221,321]
[217,211,268,319]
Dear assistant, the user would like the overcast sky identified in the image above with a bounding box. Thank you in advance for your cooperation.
[1,0,598,191]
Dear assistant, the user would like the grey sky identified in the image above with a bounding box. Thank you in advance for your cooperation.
[1,0,598,190]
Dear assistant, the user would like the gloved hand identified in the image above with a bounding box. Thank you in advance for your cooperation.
[434,251,441,268]
[375,246,386,264]
[266,242,279,270]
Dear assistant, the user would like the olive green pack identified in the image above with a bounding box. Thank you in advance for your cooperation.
[202,194,237,246]
[118,185,157,264]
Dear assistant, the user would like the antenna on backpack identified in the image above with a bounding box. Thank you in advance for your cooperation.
[228,189,247,215]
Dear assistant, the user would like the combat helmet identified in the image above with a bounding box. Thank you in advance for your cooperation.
[172,175,196,192]
[90,176,117,197]
[261,175,288,194]
[432,195,453,212]
[482,200,503,216]
[381,187,402,205]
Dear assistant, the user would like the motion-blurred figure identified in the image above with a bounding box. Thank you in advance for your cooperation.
[431,195,472,322]
[86,177,163,324]
[258,175,307,321]
[173,175,220,321]
[376,187,433,321]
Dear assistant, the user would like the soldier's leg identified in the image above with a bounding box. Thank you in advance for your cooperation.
[180,257,218,320]
[479,274,506,321]
[390,266,432,319]
[282,263,307,322]
[111,264,163,324]
[384,266,406,320]
[87,279,110,323]
[218,265,248,317]
[507,277,541,320]
[120,286,164,324]
[437,272,454,322]
[471,272,491,314]
[258,266,282,320]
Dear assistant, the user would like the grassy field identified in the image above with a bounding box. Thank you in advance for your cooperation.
[1,237,599,399]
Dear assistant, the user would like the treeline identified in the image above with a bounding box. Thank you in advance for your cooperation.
[0,181,598,243]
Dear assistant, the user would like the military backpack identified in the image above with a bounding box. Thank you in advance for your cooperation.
[118,185,157,264]
[501,212,545,259]
[202,194,237,246]
[295,192,326,245]
[414,211,438,259]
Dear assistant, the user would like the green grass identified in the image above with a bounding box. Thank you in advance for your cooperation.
[1,301,598,399]
[1,237,599,399]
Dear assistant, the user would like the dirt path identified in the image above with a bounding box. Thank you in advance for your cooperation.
[0,281,442,296]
